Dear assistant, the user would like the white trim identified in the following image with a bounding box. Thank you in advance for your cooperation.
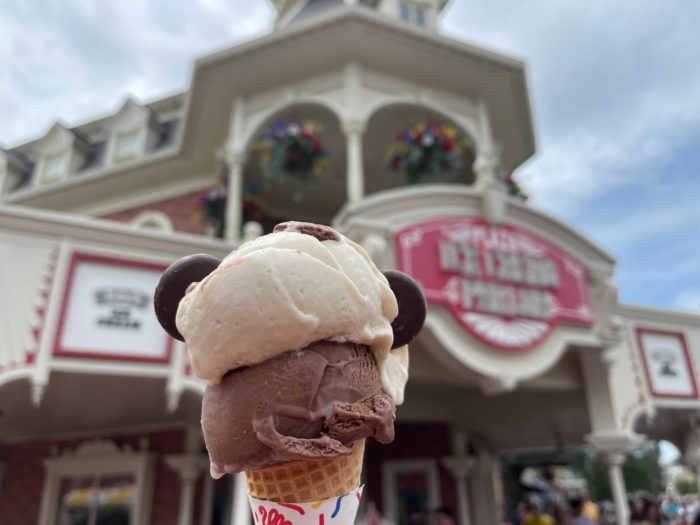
[131,211,174,232]
[33,240,72,395]
[0,205,232,258]
[4,145,179,204]
[79,176,212,216]
[50,359,171,378]
[618,303,700,328]
[381,458,441,523]
[38,439,156,525]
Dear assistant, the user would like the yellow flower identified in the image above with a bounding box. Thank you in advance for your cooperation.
[443,126,457,139]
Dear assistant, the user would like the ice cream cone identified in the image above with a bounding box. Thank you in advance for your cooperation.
[245,439,364,503]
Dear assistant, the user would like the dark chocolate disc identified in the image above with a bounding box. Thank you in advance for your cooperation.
[154,254,221,341]
[273,221,340,242]
[383,270,427,348]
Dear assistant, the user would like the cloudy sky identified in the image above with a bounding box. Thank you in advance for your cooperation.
[1,0,699,314]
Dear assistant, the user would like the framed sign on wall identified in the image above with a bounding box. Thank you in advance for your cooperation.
[637,328,698,399]
[54,252,173,363]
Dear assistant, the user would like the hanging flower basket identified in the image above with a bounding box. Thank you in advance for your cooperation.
[256,119,327,200]
[199,185,263,238]
[387,122,472,184]
[504,173,528,201]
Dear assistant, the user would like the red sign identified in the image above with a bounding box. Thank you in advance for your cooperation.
[395,217,593,351]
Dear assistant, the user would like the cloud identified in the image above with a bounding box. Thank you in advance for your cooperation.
[0,0,273,146]
[443,0,700,217]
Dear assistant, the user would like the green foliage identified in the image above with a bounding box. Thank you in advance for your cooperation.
[568,442,664,501]
[674,476,697,495]
[568,447,611,501]
[623,442,664,495]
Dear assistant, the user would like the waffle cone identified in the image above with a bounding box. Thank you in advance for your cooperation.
[244,439,365,503]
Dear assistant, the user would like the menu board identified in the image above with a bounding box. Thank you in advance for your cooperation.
[55,252,172,363]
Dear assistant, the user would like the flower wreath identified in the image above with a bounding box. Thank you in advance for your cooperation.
[387,121,472,184]
[256,119,327,200]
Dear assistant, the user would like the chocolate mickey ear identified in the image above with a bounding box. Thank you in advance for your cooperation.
[154,254,221,341]
[383,270,427,349]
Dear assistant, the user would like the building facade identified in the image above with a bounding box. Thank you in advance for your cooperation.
[1,2,700,524]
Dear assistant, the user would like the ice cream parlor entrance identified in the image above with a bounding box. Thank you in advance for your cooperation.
[334,185,651,525]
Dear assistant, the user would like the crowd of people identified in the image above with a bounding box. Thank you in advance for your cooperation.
[508,493,700,525]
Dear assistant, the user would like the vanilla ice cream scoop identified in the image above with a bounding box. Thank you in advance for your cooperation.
[154,221,426,404]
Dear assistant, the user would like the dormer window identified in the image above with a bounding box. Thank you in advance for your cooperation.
[113,129,141,163]
[399,2,410,21]
[399,1,426,27]
[41,152,67,183]
[415,6,426,26]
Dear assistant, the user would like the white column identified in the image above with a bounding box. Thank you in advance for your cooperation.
[165,454,208,525]
[605,452,628,525]
[343,120,366,203]
[230,472,252,525]
[469,453,498,525]
[441,456,475,525]
[199,475,214,525]
[224,152,246,243]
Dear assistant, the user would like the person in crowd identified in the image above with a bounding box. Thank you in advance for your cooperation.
[433,505,455,525]
[566,497,596,525]
[580,491,600,524]
[523,498,555,525]
[630,494,657,525]
[598,502,616,525]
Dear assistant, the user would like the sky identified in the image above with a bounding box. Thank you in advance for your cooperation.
[1,0,699,318]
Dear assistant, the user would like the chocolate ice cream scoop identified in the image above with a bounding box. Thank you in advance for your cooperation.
[203,341,395,477]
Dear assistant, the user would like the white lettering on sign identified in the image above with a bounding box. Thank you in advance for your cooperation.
[439,238,560,320]
[396,217,594,351]
[461,280,552,319]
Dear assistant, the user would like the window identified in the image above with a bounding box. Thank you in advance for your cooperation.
[382,459,441,523]
[39,440,155,525]
[113,130,141,162]
[415,6,426,26]
[55,474,134,525]
[131,211,173,232]
[398,1,427,27]
[399,1,411,21]
[41,152,67,182]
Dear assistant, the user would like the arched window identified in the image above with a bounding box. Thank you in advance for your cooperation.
[131,211,173,232]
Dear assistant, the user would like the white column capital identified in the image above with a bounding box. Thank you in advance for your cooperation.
[604,451,626,467]
[442,454,475,525]
[441,455,476,480]
[165,453,208,482]
[31,381,46,407]
[473,149,501,187]
[217,144,247,169]
[224,150,247,169]
[586,432,644,456]
[342,119,367,136]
